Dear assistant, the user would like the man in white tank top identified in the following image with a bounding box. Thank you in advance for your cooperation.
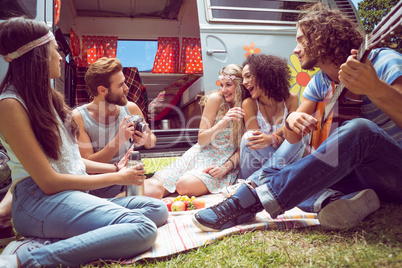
[72,57,156,197]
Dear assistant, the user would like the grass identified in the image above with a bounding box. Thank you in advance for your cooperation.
[2,157,401,267]
[87,203,402,267]
[142,157,179,177]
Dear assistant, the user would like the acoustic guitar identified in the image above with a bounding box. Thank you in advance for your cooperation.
[307,2,402,153]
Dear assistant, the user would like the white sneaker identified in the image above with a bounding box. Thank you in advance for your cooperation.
[1,237,53,255]
[318,189,380,230]
[221,179,254,198]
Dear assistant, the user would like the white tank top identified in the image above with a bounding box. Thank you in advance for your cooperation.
[0,85,87,190]
[256,100,288,134]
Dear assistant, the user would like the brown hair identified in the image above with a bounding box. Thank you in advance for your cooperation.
[242,54,291,102]
[297,3,364,67]
[0,17,78,160]
[84,57,123,97]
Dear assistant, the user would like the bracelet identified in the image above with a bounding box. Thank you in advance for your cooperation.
[114,162,119,172]
[272,134,279,148]
[285,112,293,131]
[275,134,282,147]
[227,159,235,169]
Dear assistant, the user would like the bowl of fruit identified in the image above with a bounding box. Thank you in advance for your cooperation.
[163,195,206,215]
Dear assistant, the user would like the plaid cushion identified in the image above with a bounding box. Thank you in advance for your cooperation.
[74,67,148,119]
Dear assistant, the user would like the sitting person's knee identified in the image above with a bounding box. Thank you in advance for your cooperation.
[175,179,190,196]
[240,131,255,153]
[241,131,254,143]
[342,118,381,136]
[144,178,165,199]
[175,176,199,196]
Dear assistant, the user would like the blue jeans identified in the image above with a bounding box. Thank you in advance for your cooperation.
[12,177,168,267]
[254,119,402,218]
[240,130,307,182]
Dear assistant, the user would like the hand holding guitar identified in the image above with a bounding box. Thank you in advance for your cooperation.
[339,49,382,96]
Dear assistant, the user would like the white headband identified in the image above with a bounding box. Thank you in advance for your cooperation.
[219,74,237,80]
[1,31,55,63]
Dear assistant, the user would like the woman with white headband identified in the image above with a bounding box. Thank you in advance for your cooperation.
[0,17,168,267]
[144,64,250,199]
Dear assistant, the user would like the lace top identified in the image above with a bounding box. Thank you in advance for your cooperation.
[256,100,288,134]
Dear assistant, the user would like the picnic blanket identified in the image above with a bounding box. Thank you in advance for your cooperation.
[121,194,319,264]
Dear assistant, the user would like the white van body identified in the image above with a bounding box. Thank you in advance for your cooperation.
[0,0,360,156]
[1,0,360,102]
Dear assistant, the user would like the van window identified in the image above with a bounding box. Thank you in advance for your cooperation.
[204,0,319,25]
[117,40,158,71]
[0,0,37,19]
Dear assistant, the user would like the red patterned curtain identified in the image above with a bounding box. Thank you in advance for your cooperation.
[55,0,61,26]
[81,36,118,67]
[69,28,84,67]
[152,37,180,73]
[180,38,203,74]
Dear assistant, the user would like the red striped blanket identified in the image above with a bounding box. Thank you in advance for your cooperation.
[121,194,318,264]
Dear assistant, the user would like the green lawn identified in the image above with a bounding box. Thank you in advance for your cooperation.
[2,157,401,267]
[92,157,402,267]
[142,157,179,177]
[84,202,401,268]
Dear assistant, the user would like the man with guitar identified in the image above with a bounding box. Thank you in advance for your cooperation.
[192,3,402,232]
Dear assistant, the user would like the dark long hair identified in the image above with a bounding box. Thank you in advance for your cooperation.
[242,54,291,102]
[0,17,78,160]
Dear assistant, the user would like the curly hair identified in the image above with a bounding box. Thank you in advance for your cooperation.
[297,3,364,67]
[242,54,290,102]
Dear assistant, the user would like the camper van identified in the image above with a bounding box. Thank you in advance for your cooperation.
[0,0,359,160]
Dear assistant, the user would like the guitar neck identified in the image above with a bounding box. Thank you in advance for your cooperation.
[338,35,373,99]
[357,35,372,63]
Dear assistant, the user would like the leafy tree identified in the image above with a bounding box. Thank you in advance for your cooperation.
[358,0,401,52]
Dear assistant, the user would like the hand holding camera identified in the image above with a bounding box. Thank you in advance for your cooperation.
[126,115,147,133]
[126,115,150,148]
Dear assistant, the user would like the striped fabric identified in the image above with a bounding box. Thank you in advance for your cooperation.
[117,194,318,264]
[360,48,402,145]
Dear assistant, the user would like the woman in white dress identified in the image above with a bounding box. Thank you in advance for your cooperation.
[144,64,250,199]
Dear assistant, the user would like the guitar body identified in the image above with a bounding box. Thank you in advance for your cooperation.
[309,89,363,152]
[310,100,333,151]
